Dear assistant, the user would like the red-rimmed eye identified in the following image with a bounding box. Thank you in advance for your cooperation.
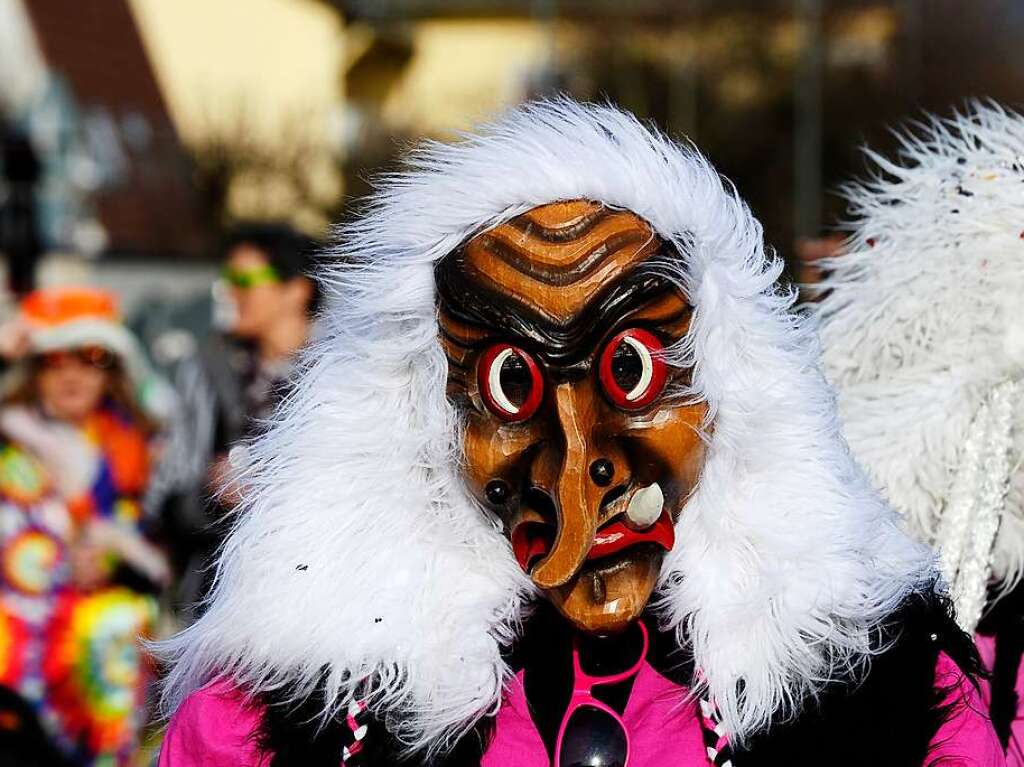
[598,328,668,410]
[478,344,544,422]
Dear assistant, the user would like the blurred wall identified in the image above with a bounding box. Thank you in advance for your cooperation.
[378,19,552,132]
[128,0,345,231]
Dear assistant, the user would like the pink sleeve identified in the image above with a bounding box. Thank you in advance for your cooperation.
[158,678,270,767]
[976,634,1024,767]
[929,652,1006,767]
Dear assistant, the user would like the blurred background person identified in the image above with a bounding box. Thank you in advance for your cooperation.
[148,224,320,623]
[814,102,1024,763]
[211,223,321,451]
[0,287,170,766]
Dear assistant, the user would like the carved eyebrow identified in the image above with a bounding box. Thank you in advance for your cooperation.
[476,228,651,287]
[435,256,686,371]
[504,203,610,242]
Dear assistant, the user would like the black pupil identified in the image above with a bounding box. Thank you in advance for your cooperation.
[611,341,644,394]
[499,353,533,408]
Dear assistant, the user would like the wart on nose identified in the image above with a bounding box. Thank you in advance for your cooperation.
[589,458,615,486]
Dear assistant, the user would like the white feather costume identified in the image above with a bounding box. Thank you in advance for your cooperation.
[815,102,1024,633]
[158,100,934,753]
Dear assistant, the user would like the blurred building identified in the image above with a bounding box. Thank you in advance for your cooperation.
[128,0,346,234]
[4,0,1024,302]
[328,0,1024,258]
[0,0,204,270]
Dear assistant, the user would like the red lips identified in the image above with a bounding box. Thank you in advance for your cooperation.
[512,511,675,573]
[588,512,675,561]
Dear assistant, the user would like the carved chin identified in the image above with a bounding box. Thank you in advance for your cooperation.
[544,547,664,635]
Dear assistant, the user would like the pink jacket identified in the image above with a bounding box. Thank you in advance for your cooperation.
[977,634,1024,767]
[159,653,1003,767]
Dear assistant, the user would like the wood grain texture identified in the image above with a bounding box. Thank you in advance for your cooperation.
[437,200,707,634]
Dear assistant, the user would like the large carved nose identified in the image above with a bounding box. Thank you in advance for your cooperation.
[530,382,611,589]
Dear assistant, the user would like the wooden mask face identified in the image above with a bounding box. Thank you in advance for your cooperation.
[437,200,707,635]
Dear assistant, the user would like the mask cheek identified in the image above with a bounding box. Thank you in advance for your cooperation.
[620,402,709,519]
[460,415,541,517]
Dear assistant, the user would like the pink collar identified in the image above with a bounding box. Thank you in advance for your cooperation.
[482,660,708,767]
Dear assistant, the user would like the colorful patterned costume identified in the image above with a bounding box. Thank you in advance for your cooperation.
[0,407,157,766]
[0,287,166,766]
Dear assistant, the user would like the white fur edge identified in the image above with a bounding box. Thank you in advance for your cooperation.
[814,100,1024,592]
[156,99,933,752]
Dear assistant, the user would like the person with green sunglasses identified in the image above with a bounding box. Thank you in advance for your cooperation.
[220,262,281,290]
[150,223,321,624]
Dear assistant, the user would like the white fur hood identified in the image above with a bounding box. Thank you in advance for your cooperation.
[159,99,933,753]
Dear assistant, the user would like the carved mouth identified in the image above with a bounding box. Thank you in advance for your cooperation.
[585,511,674,562]
[511,482,675,574]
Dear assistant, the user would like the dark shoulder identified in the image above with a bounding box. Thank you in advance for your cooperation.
[976,580,1024,745]
[735,588,981,767]
[257,683,493,767]
[257,687,349,767]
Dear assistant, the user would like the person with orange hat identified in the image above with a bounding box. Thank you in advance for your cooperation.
[0,286,170,766]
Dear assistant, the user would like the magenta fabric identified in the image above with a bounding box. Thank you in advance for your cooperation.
[481,662,708,766]
[930,651,1006,766]
[977,633,1024,767]
[159,654,1003,766]
[158,678,269,767]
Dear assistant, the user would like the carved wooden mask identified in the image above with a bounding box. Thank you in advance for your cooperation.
[437,200,707,634]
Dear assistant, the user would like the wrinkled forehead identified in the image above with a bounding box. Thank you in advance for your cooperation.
[434,202,685,368]
[439,200,661,323]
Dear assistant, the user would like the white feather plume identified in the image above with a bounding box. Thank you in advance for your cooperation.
[815,101,1024,606]
[157,99,933,752]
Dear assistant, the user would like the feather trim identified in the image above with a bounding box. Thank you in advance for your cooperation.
[815,101,1024,607]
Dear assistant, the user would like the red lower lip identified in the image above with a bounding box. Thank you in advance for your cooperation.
[512,511,675,572]
[587,512,675,561]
